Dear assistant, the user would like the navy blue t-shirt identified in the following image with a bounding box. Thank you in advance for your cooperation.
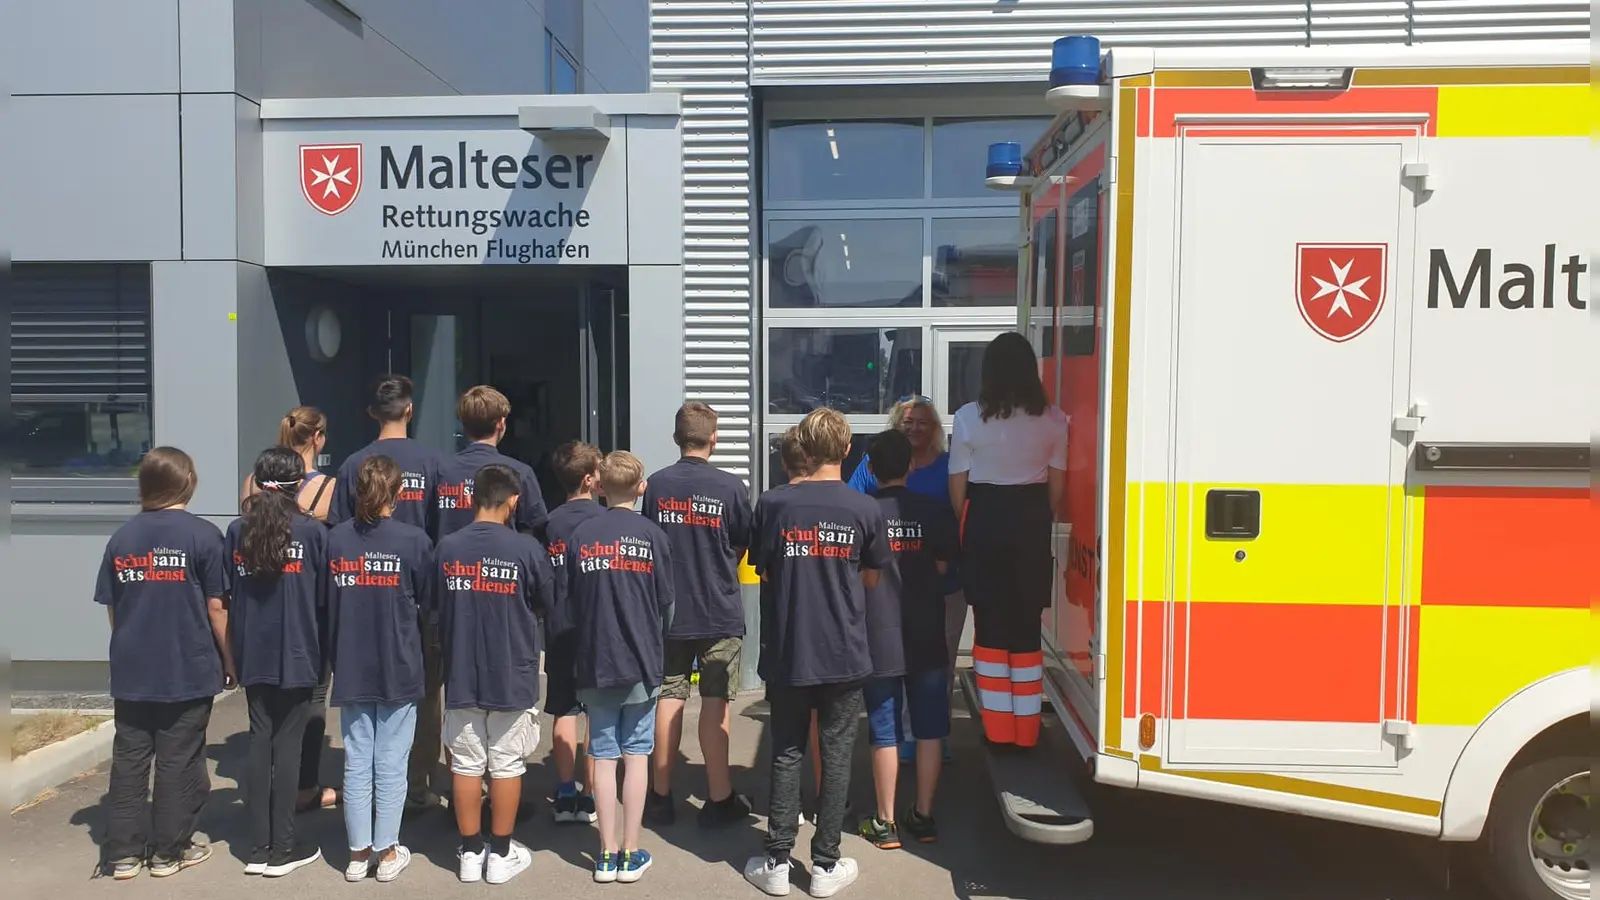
[325,517,434,705]
[642,456,754,641]
[749,480,891,687]
[94,509,228,703]
[328,437,443,539]
[436,521,554,711]
[869,486,959,676]
[436,442,551,541]
[565,508,676,691]
[541,497,605,643]
[224,513,329,689]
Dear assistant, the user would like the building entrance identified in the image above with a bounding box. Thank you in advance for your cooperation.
[268,265,627,511]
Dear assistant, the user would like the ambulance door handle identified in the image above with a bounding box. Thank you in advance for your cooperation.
[1204,489,1261,540]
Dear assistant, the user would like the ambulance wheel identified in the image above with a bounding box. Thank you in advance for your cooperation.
[1479,756,1589,900]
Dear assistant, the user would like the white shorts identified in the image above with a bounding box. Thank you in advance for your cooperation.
[444,707,541,779]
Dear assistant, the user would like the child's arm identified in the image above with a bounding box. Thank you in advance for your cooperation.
[207,596,235,688]
[654,537,677,640]
[858,506,893,592]
[197,528,235,686]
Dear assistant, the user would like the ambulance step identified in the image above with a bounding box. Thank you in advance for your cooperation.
[957,668,1095,845]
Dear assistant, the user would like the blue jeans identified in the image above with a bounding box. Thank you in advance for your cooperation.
[580,688,657,760]
[340,702,417,851]
[864,669,951,747]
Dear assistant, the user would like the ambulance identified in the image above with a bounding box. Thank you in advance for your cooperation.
[959,36,1589,900]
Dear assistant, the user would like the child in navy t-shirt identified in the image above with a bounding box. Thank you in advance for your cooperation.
[225,447,330,876]
[854,430,957,850]
[540,441,606,825]
[564,451,675,884]
[745,410,890,898]
[435,464,553,884]
[435,386,550,540]
[324,454,435,884]
[93,447,230,879]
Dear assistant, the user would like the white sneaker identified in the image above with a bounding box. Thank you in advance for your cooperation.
[744,855,792,897]
[485,840,532,885]
[344,857,371,882]
[807,858,859,898]
[374,845,411,883]
[457,845,487,883]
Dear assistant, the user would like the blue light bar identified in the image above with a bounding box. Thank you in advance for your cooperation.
[1050,35,1101,87]
[986,141,1023,178]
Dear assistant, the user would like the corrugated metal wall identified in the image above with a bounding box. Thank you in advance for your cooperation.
[650,0,1589,479]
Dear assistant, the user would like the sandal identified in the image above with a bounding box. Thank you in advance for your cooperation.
[296,785,339,812]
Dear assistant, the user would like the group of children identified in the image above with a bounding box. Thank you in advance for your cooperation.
[94,376,960,899]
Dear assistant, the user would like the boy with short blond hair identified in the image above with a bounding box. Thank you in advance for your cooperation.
[745,409,890,898]
[437,386,550,540]
[566,451,676,884]
[642,403,754,827]
[541,441,606,824]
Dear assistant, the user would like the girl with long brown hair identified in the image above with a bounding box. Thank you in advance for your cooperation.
[241,406,337,521]
[225,447,328,877]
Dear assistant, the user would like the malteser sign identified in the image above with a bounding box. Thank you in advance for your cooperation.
[265,122,629,266]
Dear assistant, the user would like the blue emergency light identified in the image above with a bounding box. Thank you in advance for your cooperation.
[1050,35,1101,87]
[985,142,1023,179]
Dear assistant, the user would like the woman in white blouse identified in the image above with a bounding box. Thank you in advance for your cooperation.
[948,332,1068,749]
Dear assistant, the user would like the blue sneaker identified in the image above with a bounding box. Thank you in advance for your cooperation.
[593,852,619,884]
[618,850,653,884]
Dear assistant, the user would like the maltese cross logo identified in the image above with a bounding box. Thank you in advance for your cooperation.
[1295,243,1387,343]
[299,143,362,216]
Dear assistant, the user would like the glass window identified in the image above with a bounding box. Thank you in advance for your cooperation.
[932,217,1018,307]
[768,326,922,416]
[931,117,1052,198]
[548,30,578,94]
[11,264,153,479]
[767,218,922,309]
[765,431,873,490]
[944,342,986,417]
[768,120,925,202]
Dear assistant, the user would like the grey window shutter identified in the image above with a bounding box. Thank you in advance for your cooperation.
[11,264,151,405]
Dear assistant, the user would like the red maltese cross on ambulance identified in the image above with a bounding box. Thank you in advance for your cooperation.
[300,143,363,216]
[1295,242,1387,343]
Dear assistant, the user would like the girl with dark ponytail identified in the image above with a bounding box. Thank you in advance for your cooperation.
[224,447,331,876]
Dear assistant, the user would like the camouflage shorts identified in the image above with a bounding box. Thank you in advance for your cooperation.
[660,637,742,702]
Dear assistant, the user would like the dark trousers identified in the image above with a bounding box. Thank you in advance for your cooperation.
[245,685,313,856]
[408,627,445,797]
[764,682,863,868]
[298,675,330,792]
[105,697,214,861]
[964,482,1052,653]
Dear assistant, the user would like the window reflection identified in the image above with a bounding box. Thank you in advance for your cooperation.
[768,120,924,202]
[932,117,1052,198]
[767,219,922,309]
[945,344,986,416]
[768,327,923,415]
[766,431,873,489]
[932,218,1017,307]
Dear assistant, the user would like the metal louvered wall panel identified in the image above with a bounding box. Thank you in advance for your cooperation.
[652,1,757,480]
[12,264,152,404]
[1409,1,1589,41]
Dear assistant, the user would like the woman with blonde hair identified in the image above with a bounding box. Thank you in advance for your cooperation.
[241,406,340,812]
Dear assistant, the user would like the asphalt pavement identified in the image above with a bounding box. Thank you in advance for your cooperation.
[9,688,1480,899]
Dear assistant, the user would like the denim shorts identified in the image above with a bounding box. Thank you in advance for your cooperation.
[863,668,950,747]
[580,690,657,760]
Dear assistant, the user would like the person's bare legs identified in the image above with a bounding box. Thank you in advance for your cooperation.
[871,746,898,822]
[651,699,685,798]
[621,754,649,850]
[453,773,485,839]
[700,698,733,801]
[914,739,941,815]
[593,758,621,855]
[553,715,580,784]
[488,776,520,844]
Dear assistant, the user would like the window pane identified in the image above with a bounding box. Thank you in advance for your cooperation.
[766,431,873,490]
[768,120,925,202]
[768,327,922,416]
[14,401,151,476]
[767,218,922,309]
[944,343,986,417]
[554,54,578,94]
[931,117,1052,198]
[932,217,1018,307]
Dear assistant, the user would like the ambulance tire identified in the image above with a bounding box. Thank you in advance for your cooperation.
[1477,755,1589,900]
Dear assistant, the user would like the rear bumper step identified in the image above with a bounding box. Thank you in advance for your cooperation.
[957,669,1096,845]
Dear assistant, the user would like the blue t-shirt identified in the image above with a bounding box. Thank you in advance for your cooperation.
[566,509,676,691]
[224,513,329,689]
[436,521,554,711]
[642,456,754,641]
[325,516,434,705]
[541,497,606,643]
[848,450,960,594]
[435,442,551,541]
[94,509,228,703]
[328,437,444,540]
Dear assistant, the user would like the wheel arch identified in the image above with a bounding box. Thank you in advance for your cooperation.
[1439,667,1586,841]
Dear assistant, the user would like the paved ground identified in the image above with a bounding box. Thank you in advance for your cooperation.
[10,689,1480,899]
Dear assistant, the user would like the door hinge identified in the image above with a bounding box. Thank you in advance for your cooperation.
[1107,155,1118,186]
[1383,719,1415,751]
[1094,653,1106,683]
[1393,400,1428,435]
[1402,161,1435,194]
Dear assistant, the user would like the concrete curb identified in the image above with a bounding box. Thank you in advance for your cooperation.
[10,717,117,811]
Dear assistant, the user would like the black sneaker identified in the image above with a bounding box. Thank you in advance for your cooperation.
[903,808,939,843]
[576,794,598,823]
[552,793,580,824]
[697,793,753,828]
[643,790,676,827]
[857,815,901,850]
[263,842,322,877]
[149,841,211,877]
[244,847,270,875]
